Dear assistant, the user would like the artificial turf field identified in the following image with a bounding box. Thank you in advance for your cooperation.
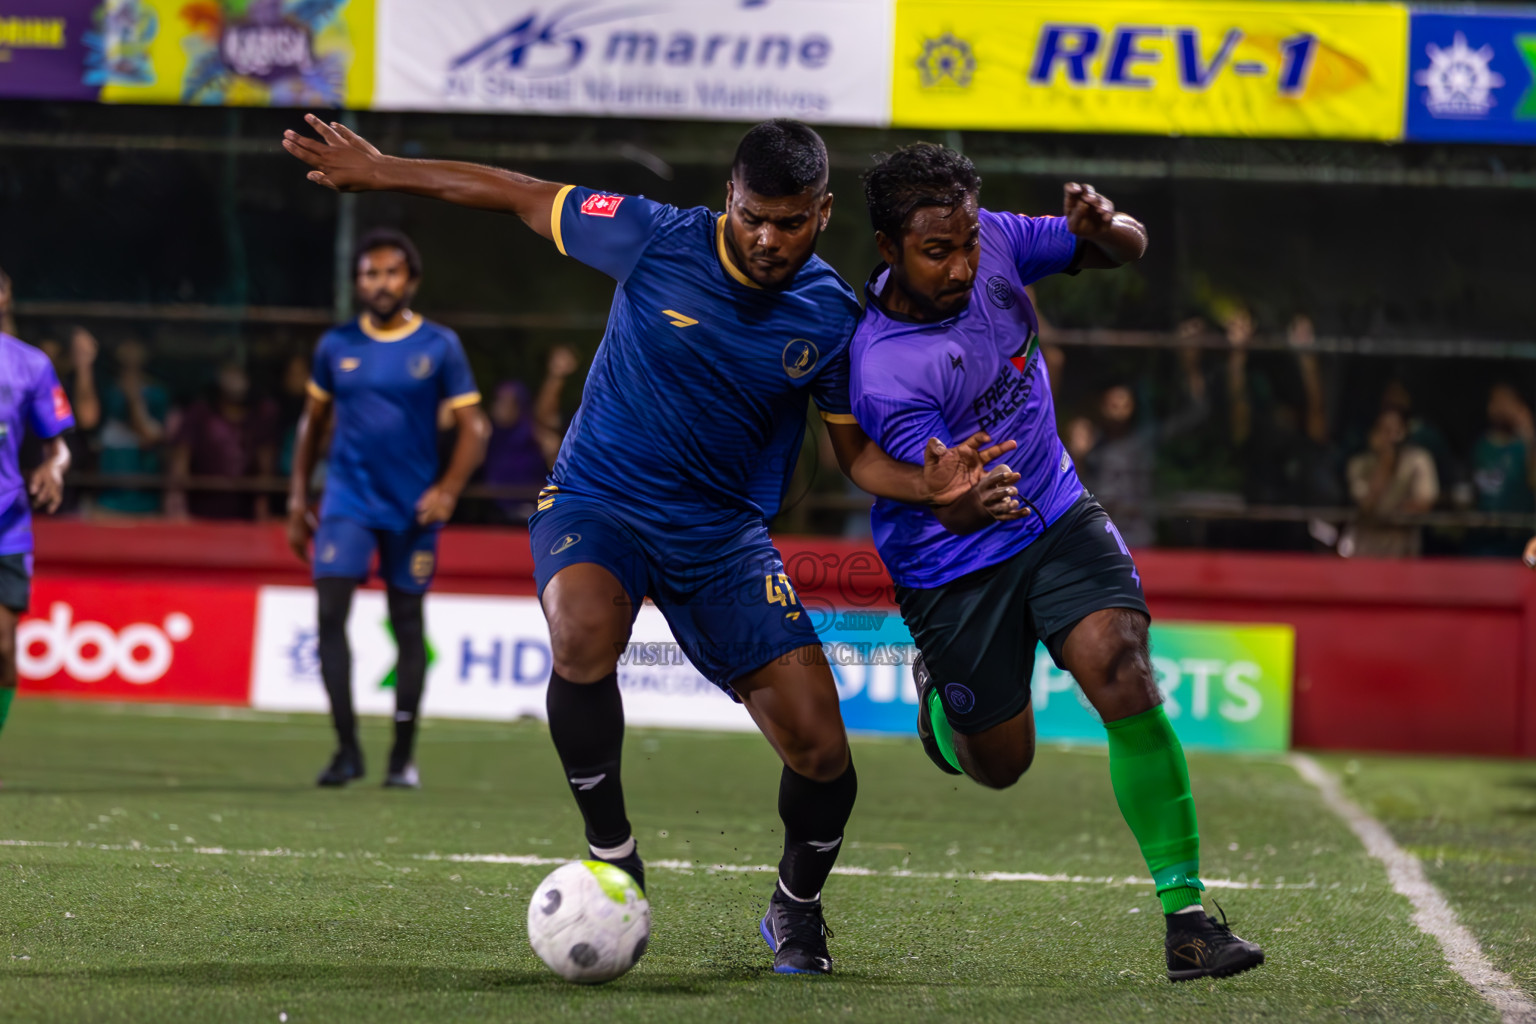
[2,700,1533,1024]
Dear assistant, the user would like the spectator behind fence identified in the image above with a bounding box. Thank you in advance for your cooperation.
[482,346,578,523]
[168,362,279,520]
[1465,383,1536,556]
[1344,408,1438,557]
[96,338,171,514]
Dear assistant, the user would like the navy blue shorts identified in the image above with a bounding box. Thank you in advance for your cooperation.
[530,494,820,691]
[0,552,32,612]
[313,517,439,594]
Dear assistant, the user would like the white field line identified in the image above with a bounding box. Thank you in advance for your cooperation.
[0,838,1317,891]
[1291,754,1536,1024]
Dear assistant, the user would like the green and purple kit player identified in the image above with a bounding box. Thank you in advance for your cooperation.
[287,229,489,791]
[282,116,1008,975]
[849,144,1265,982]
[0,331,73,780]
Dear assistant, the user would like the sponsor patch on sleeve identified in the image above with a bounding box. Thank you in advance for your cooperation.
[579,193,625,218]
[52,385,72,421]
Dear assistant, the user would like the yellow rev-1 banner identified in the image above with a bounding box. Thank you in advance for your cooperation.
[893,0,1409,140]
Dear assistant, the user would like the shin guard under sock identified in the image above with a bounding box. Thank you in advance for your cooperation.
[545,670,631,849]
[1105,705,1204,914]
[776,761,858,901]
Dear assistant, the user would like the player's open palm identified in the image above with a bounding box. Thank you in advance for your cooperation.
[923,432,1017,507]
[282,114,384,192]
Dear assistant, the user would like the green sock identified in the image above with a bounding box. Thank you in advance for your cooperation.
[925,688,963,774]
[0,687,14,740]
[1104,705,1204,915]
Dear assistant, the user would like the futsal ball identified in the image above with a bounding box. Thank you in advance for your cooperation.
[527,860,650,984]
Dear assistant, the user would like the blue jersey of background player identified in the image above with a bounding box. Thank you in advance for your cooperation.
[850,144,1264,982]
[283,116,1011,976]
[287,229,489,792]
[0,330,73,780]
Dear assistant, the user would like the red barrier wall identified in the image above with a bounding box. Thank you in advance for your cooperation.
[31,520,1536,757]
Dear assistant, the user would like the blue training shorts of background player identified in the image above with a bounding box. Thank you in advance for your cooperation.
[313,517,438,595]
[527,185,862,692]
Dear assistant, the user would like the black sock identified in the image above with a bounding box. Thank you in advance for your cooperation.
[316,578,358,754]
[545,670,631,849]
[387,588,426,770]
[777,760,858,902]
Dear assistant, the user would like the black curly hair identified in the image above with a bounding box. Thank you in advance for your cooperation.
[356,227,423,280]
[862,143,981,242]
[732,119,829,197]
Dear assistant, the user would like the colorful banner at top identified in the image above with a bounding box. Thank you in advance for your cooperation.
[3,0,1535,145]
[893,0,1409,140]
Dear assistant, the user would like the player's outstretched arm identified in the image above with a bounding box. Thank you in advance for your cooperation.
[282,115,567,241]
[1063,183,1147,270]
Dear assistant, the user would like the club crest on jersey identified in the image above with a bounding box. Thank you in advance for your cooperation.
[782,339,818,380]
[580,194,624,218]
[408,355,433,379]
[986,276,1016,310]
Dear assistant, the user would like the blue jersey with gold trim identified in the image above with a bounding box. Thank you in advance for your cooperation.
[309,316,479,532]
[545,185,860,529]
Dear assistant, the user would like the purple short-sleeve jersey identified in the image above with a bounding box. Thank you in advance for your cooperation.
[1,333,75,555]
[850,209,1084,589]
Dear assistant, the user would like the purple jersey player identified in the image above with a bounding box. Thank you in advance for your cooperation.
[850,144,1264,983]
[1,331,74,778]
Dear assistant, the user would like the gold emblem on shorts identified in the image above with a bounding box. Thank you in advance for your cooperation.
[411,551,435,581]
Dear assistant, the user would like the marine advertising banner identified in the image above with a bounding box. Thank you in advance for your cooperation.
[1405,10,1536,144]
[891,0,1409,140]
[250,587,1295,753]
[372,0,893,125]
[96,0,375,108]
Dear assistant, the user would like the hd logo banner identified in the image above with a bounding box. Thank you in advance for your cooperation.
[893,0,1409,140]
[1406,11,1536,143]
[373,0,892,125]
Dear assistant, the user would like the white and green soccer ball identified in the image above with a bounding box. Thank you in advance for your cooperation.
[527,860,650,984]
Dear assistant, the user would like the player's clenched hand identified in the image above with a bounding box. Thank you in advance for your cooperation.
[1063,183,1115,239]
[282,114,386,192]
[286,508,314,564]
[977,465,1027,522]
[1523,535,1536,569]
[26,464,63,514]
[416,485,457,526]
[924,432,1018,507]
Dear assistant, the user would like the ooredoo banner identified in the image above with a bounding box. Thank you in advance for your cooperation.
[892,0,1410,140]
[372,0,893,125]
[17,579,256,704]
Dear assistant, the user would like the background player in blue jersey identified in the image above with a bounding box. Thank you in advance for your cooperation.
[0,331,73,784]
[283,116,1010,974]
[850,144,1265,982]
[287,229,489,790]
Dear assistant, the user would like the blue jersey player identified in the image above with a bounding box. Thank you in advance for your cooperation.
[284,116,1011,974]
[287,229,489,790]
[0,330,73,782]
[850,144,1265,982]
